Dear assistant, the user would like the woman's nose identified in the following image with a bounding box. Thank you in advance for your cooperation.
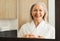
[36,11,40,14]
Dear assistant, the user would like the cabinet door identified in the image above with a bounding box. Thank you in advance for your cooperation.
[0,0,17,19]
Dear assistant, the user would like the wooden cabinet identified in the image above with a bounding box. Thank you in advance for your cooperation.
[0,0,17,19]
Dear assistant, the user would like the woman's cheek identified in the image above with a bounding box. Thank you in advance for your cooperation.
[32,13,35,18]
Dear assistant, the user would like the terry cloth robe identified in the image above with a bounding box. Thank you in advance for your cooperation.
[18,20,55,39]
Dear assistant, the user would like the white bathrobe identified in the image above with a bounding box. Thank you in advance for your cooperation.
[18,20,55,39]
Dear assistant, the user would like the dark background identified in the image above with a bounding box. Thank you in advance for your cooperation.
[55,0,60,41]
[0,30,17,37]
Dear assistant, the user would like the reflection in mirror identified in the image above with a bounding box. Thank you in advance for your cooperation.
[18,1,55,39]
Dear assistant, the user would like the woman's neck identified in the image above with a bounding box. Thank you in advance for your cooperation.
[34,19,43,27]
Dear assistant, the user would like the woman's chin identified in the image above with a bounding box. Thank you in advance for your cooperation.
[34,18,42,21]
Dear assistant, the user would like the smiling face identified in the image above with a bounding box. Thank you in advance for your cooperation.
[31,4,45,21]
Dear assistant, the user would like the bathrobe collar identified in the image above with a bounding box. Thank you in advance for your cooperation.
[30,20,46,29]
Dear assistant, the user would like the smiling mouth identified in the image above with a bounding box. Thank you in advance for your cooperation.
[35,14,42,18]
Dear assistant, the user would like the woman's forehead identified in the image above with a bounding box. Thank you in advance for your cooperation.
[33,4,43,9]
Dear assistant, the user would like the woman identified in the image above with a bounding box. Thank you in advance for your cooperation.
[18,2,55,39]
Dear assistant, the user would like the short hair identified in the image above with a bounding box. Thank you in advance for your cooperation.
[30,2,48,22]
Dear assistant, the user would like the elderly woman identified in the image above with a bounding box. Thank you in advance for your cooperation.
[18,2,55,39]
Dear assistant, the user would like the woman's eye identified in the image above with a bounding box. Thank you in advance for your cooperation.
[39,9,42,11]
[34,9,37,11]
